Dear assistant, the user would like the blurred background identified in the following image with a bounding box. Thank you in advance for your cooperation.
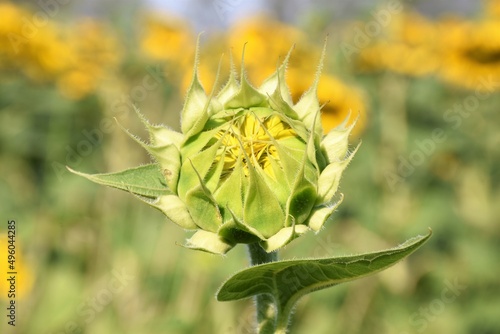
[1,0,499,333]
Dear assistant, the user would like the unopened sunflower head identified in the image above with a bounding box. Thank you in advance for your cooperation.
[136,41,359,254]
[74,40,359,254]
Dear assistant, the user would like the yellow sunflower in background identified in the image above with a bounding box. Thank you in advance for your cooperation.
[180,16,311,97]
[0,233,34,301]
[227,15,319,85]
[57,19,122,100]
[436,17,500,92]
[316,75,366,137]
[0,3,121,100]
[140,13,195,70]
[288,69,367,137]
[185,15,367,136]
[0,2,73,81]
[354,12,439,77]
[485,0,500,19]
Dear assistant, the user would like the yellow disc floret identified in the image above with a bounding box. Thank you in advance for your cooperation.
[215,113,296,179]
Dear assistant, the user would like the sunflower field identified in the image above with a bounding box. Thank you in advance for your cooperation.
[1,0,499,333]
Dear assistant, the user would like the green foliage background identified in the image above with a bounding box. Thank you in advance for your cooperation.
[1,1,499,333]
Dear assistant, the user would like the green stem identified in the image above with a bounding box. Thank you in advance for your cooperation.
[274,313,291,334]
[247,243,277,266]
[247,243,278,334]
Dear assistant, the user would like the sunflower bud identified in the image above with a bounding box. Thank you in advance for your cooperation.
[75,41,358,254]
[131,41,358,254]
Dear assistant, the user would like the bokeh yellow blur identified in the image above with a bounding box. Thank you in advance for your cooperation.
[0,234,34,301]
[1,0,499,333]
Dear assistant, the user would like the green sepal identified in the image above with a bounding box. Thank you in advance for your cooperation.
[293,40,327,138]
[267,88,298,120]
[284,125,318,226]
[270,137,304,188]
[184,230,235,255]
[203,149,226,193]
[259,45,295,112]
[115,119,181,193]
[243,160,285,238]
[306,110,321,173]
[321,113,357,164]
[282,116,312,147]
[177,135,223,200]
[67,164,170,199]
[258,45,297,105]
[217,220,261,245]
[133,106,184,149]
[185,187,222,233]
[149,144,181,193]
[286,185,317,226]
[181,36,211,136]
[247,114,293,204]
[184,161,223,233]
[217,52,240,105]
[218,207,266,243]
[224,75,267,109]
[307,194,344,232]
[207,55,225,117]
[260,222,309,253]
[214,157,245,221]
[316,143,360,204]
[180,127,222,163]
[136,194,198,230]
[148,125,184,149]
[224,49,267,109]
[261,153,292,205]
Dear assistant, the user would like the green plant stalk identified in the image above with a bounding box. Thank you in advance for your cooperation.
[247,243,279,334]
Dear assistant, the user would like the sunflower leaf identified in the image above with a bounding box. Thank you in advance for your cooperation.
[67,164,170,198]
[217,230,432,331]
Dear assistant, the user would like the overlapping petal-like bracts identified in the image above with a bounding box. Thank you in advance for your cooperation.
[134,43,358,254]
[72,42,358,255]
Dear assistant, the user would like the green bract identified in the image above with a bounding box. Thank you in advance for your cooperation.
[70,43,359,254]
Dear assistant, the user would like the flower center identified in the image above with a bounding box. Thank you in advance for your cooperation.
[463,47,500,64]
[215,113,296,179]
